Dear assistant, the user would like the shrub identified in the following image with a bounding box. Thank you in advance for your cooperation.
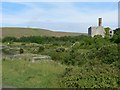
[96,44,119,64]
[2,37,18,42]
[20,48,24,54]
[59,63,120,88]
[56,47,65,52]
[104,27,110,36]
[111,28,120,44]
[38,45,45,53]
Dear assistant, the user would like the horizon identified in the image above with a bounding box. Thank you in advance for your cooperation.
[1,27,85,34]
[1,2,118,33]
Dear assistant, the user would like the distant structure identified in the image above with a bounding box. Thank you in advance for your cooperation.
[109,30,114,37]
[109,29,118,37]
[88,18,105,37]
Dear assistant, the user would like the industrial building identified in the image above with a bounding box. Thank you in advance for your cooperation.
[88,18,105,37]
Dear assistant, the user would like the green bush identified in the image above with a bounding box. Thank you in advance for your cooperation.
[59,63,120,88]
[38,45,45,52]
[104,27,110,36]
[96,44,119,64]
[2,37,18,42]
[20,48,24,54]
[111,28,120,44]
[56,47,65,52]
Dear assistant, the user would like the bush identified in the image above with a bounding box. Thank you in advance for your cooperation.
[56,47,65,52]
[104,27,110,36]
[20,48,24,54]
[96,44,119,64]
[2,37,18,42]
[59,63,120,88]
[38,45,45,53]
[111,28,120,44]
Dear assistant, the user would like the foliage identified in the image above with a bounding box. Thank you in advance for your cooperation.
[56,47,65,52]
[59,63,120,88]
[96,44,119,64]
[2,28,120,88]
[38,45,45,53]
[104,27,110,36]
[2,37,18,43]
[2,35,89,44]
[111,28,120,44]
[20,48,24,54]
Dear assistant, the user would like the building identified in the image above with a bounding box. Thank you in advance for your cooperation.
[88,18,105,37]
[109,30,114,37]
[109,29,119,37]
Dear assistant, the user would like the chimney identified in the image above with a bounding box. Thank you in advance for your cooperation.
[98,18,102,26]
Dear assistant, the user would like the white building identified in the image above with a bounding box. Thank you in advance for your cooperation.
[88,18,106,37]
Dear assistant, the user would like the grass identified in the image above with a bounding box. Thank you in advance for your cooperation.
[0,60,1,87]
[2,60,67,88]
[1,27,82,38]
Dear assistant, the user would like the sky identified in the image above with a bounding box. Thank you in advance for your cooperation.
[1,1,119,33]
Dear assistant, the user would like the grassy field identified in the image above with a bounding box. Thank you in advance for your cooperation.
[2,60,67,88]
[2,32,120,88]
[1,27,83,38]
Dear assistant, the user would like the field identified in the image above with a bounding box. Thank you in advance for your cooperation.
[1,28,120,88]
[1,27,83,38]
[2,60,67,88]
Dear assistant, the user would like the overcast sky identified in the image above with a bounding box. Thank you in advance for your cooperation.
[1,1,119,33]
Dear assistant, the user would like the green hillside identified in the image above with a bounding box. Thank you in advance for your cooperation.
[1,27,83,38]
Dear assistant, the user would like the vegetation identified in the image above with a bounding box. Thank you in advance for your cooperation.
[60,64,119,88]
[1,27,81,38]
[20,48,24,54]
[111,28,120,44]
[2,28,120,88]
[3,60,66,88]
[104,27,110,36]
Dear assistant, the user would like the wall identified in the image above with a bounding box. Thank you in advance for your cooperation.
[88,26,105,37]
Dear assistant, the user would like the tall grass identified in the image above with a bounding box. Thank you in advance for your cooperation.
[2,60,66,88]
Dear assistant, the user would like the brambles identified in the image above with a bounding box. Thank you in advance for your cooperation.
[56,47,65,52]
[111,28,120,44]
[20,48,24,54]
[97,44,118,64]
[104,27,110,36]
[59,63,120,88]
[38,45,45,53]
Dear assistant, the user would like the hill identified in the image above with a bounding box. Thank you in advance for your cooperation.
[1,27,84,38]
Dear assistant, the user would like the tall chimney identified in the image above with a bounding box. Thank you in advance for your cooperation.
[98,18,102,26]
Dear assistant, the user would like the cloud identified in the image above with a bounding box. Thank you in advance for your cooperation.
[2,2,118,22]
[2,2,118,32]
